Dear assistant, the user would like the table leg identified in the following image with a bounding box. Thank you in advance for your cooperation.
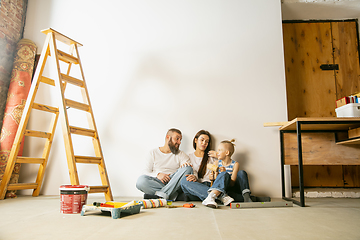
[296,121,305,207]
[280,131,285,198]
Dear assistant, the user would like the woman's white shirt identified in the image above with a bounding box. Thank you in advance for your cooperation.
[189,152,216,183]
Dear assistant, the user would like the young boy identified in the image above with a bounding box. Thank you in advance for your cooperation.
[203,139,252,207]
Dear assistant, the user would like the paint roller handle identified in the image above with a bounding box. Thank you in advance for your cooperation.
[93,202,114,208]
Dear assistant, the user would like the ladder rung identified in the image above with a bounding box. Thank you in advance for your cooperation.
[69,126,95,137]
[32,103,59,113]
[75,156,102,164]
[65,99,90,111]
[61,74,84,87]
[40,76,55,86]
[58,50,79,64]
[25,130,51,138]
[89,186,109,193]
[7,183,38,191]
[16,157,45,164]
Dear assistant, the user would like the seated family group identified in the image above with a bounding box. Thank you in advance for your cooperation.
[136,128,252,208]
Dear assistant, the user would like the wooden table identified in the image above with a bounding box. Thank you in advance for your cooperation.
[279,117,360,207]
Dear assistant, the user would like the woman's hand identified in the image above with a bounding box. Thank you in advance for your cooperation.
[186,174,197,182]
[208,150,217,158]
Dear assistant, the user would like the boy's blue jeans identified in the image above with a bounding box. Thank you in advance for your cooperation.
[227,170,251,202]
[136,166,193,200]
[180,172,231,200]
[181,170,251,202]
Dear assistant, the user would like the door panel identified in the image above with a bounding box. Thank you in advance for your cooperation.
[283,22,337,120]
[332,21,360,99]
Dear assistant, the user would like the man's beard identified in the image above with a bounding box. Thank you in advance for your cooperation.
[168,137,179,154]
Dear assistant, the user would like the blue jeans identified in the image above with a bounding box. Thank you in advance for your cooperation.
[227,170,251,202]
[180,172,231,200]
[136,166,193,200]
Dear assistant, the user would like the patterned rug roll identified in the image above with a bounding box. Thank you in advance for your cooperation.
[0,39,37,198]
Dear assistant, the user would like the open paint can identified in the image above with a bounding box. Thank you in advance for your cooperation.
[60,185,90,214]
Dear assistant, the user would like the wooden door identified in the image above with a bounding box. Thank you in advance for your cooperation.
[282,20,360,188]
[283,22,337,120]
[332,21,360,98]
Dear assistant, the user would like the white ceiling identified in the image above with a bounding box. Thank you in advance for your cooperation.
[281,0,360,21]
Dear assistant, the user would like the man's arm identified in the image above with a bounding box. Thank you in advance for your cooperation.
[143,151,158,178]
[179,152,191,168]
[143,150,171,183]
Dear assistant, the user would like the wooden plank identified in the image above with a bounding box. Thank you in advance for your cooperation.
[348,127,360,138]
[336,137,360,145]
[16,157,45,164]
[280,117,360,131]
[61,74,84,87]
[89,186,109,193]
[7,183,38,191]
[32,103,59,113]
[69,126,95,137]
[75,156,102,164]
[41,28,83,47]
[282,22,337,120]
[283,132,360,165]
[24,130,51,139]
[263,122,289,127]
[57,50,79,64]
[332,21,360,99]
[65,99,90,111]
[40,76,55,86]
[291,165,344,187]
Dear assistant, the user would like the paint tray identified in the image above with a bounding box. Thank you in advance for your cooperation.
[81,204,141,219]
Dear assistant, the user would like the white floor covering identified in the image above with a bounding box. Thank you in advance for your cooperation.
[0,195,359,240]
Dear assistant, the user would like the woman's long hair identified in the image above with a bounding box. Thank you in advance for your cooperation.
[193,130,212,179]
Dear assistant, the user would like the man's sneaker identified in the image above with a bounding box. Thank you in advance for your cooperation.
[219,194,234,206]
[202,194,218,208]
[144,193,160,199]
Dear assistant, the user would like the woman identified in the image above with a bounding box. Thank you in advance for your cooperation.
[180,130,233,208]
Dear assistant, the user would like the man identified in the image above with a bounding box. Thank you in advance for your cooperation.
[136,128,192,200]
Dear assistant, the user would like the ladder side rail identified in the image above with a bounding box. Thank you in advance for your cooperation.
[48,33,80,185]
[61,44,75,91]
[32,110,60,196]
[75,44,104,156]
[74,44,113,201]
[0,35,52,199]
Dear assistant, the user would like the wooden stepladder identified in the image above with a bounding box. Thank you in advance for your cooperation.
[0,28,113,201]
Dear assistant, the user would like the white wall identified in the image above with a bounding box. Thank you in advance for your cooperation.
[20,0,288,198]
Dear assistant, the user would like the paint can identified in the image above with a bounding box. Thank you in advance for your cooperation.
[60,185,90,214]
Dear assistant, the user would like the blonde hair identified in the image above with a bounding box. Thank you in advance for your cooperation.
[220,139,236,157]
